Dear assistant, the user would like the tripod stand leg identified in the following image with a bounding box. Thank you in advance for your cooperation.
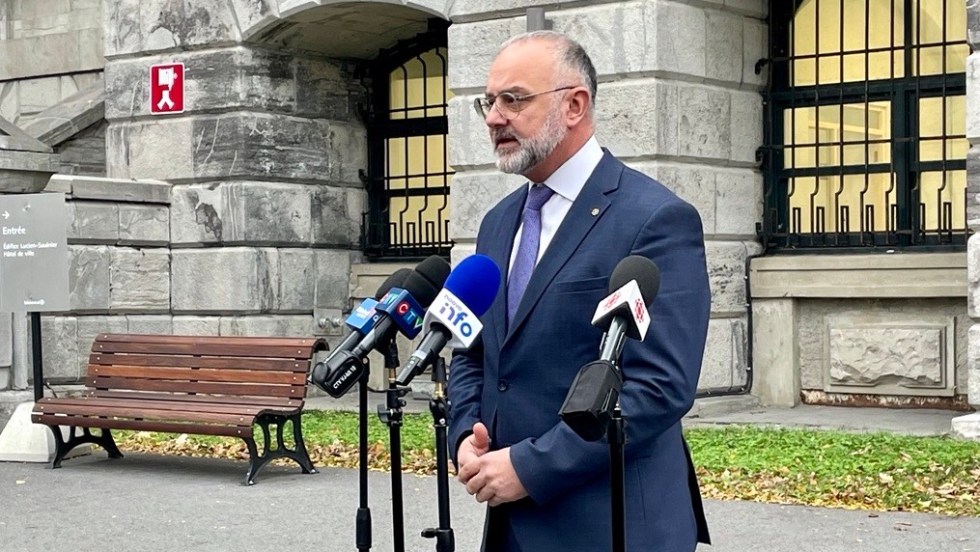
[378,371,406,552]
[610,408,627,552]
[422,357,455,552]
[357,374,372,552]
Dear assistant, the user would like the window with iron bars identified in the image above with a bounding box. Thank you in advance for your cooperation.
[760,0,971,250]
[362,23,454,259]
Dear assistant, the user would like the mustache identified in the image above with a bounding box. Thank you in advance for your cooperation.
[492,129,519,145]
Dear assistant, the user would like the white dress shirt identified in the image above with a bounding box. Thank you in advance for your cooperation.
[508,135,604,275]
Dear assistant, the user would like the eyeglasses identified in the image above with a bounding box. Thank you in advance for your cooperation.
[473,86,576,120]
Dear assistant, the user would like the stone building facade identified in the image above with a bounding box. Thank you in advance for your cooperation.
[0,0,978,435]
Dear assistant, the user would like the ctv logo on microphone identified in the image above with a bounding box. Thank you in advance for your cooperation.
[378,288,425,338]
[428,289,483,348]
[396,301,424,330]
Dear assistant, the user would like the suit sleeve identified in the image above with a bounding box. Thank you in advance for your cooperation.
[509,199,711,505]
[447,336,484,466]
[446,215,494,466]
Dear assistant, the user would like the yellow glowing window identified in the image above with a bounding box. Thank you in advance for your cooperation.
[365,31,455,258]
[766,0,970,248]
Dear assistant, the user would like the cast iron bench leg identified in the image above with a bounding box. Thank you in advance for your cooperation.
[47,425,123,469]
[243,413,317,485]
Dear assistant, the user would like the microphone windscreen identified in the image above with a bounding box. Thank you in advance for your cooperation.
[403,255,451,307]
[609,255,661,307]
[443,254,501,317]
[375,268,412,300]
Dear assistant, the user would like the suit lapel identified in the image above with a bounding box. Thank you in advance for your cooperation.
[485,186,527,349]
[504,152,623,346]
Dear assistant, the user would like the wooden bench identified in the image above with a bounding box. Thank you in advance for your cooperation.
[31,333,327,485]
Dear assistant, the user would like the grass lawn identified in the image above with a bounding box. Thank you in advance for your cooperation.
[116,410,980,517]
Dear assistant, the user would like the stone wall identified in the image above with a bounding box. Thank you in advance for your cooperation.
[97,1,371,362]
[955,0,980,435]
[0,173,351,392]
[0,0,104,124]
[446,0,767,392]
[968,2,980,407]
[55,120,107,176]
[33,175,172,382]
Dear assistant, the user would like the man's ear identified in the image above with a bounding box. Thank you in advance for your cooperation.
[565,88,591,127]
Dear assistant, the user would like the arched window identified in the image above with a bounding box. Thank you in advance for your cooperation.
[362,23,454,258]
[761,0,970,249]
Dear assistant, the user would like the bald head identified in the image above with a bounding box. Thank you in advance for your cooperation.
[483,31,597,182]
[498,31,597,113]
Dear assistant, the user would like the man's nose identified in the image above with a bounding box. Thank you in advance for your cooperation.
[485,104,508,127]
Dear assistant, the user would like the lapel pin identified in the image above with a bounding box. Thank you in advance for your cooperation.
[591,208,600,216]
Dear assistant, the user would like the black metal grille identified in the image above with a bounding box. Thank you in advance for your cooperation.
[761,0,971,250]
[362,23,454,258]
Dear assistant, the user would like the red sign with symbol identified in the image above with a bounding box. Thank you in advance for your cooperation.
[150,63,184,114]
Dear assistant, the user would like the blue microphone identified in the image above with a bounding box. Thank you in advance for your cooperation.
[321,256,450,398]
[396,254,501,386]
[310,269,411,394]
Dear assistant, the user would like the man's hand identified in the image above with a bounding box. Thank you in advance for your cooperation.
[459,447,528,507]
[456,422,490,472]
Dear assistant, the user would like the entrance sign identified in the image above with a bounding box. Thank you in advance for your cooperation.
[150,63,185,114]
[0,193,69,312]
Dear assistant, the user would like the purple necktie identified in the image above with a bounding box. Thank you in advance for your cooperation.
[508,184,556,325]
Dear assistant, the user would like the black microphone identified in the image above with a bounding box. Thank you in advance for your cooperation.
[559,256,661,441]
[318,256,451,398]
[309,268,412,394]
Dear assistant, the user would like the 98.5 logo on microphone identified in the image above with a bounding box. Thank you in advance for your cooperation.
[428,289,484,348]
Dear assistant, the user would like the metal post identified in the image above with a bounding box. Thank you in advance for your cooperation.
[526,8,549,32]
[609,404,627,552]
[30,312,42,401]
[356,359,373,552]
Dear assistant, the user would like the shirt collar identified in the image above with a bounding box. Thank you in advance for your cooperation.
[530,135,603,203]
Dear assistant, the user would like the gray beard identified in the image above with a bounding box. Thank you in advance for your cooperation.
[495,112,568,175]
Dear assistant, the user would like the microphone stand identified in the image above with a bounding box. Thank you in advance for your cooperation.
[608,397,626,552]
[420,356,455,552]
[356,358,372,552]
[377,338,407,552]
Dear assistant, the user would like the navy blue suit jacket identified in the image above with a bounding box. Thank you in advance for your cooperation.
[448,152,711,552]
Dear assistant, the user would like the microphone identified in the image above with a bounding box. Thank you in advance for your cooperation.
[318,256,451,398]
[396,254,501,386]
[309,268,412,394]
[592,256,660,363]
[559,256,661,441]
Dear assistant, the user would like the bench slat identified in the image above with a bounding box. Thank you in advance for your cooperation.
[89,390,303,409]
[93,336,317,359]
[34,401,261,426]
[36,397,296,417]
[89,353,308,372]
[93,342,313,359]
[95,334,317,347]
[32,414,249,438]
[89,376,304,398]
[89,365,305,385]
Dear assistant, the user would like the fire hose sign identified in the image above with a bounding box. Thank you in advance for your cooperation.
[0,193,69,312]
[150,63,185,114]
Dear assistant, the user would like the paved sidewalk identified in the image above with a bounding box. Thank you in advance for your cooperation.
[2,396,975,551]
[310,391,964,437]
[1,453,978,552]
[684,400,962,436]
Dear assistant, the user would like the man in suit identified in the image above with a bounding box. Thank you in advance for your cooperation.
[447,30,712,552]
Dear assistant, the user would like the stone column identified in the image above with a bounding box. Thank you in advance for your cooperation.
[952,2,980,438]
[447,1,767,394]
[102,1,366,340]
